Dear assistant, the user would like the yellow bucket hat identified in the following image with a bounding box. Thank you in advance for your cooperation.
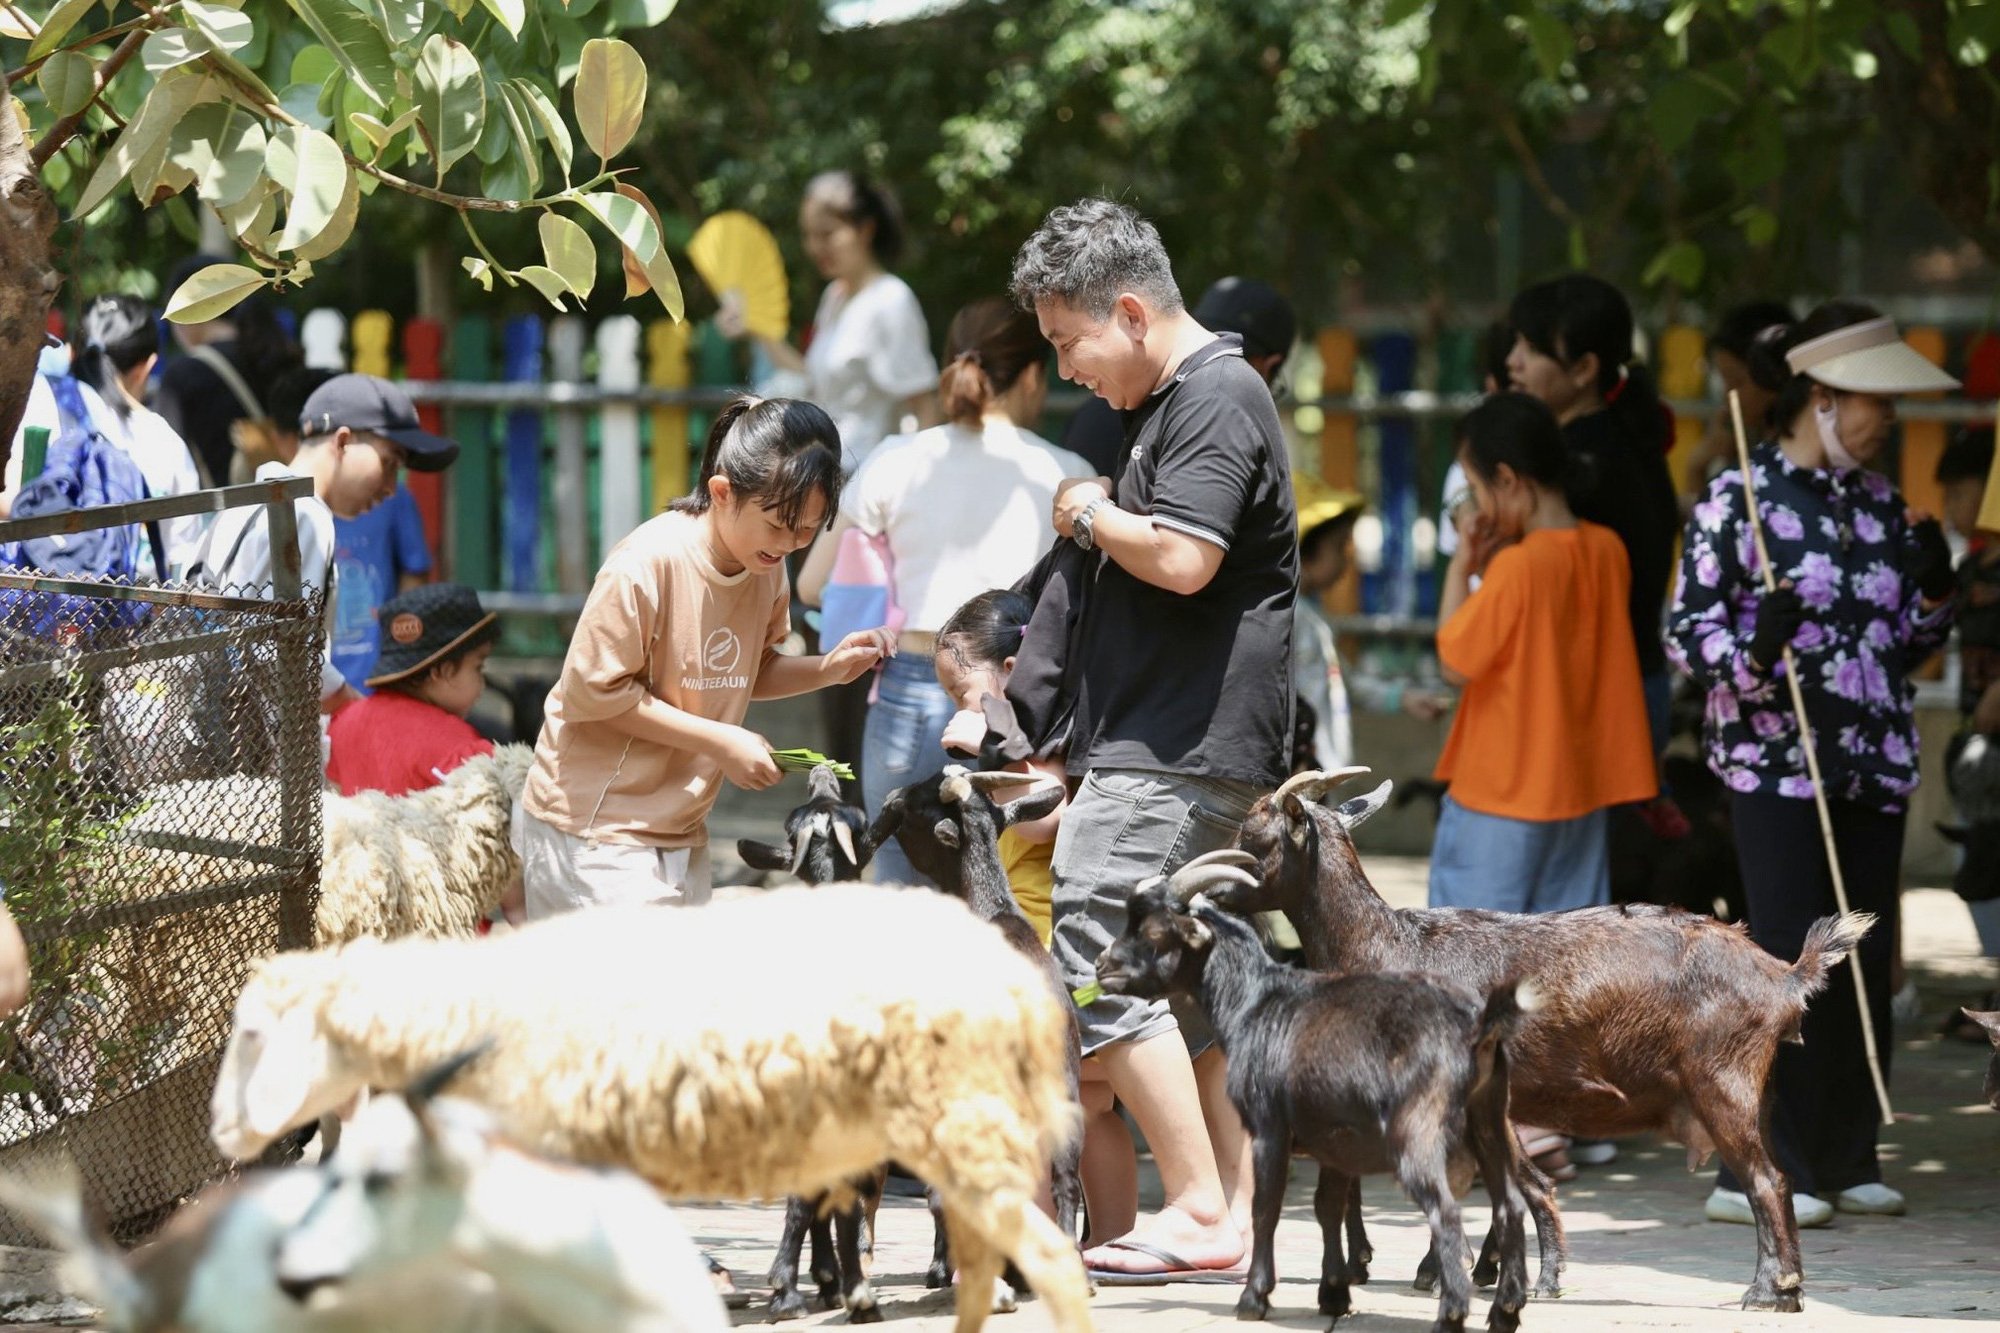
[1294,471,1366,539]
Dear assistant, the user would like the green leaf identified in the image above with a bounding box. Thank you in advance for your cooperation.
[415,33,485,178]
[74,73,204,218]
[478,0,527,38]
[279,82,334,131]
[611,181,681,315]
[290,43,339,88]
[479,152,535,203]
[285,0,396,107]
[356,0,425,45]
[496,81,543,198]
[516,265,574,310]
[1759,20,1816,84]
[539,212,596,299]
[1523,11,1569,80]
[1647,71,1736,155]
[573,37,646,163]
[474,89,513,166]
[1883,11,1922,61]
[1566,222,1588,271]
[218,181,279,250]
[38,51,98,119]
[182,0,254,54]
[577,190,657,260]
[1379,0,1428,24]
[1723,115,1784,191]
[165,263,270,324]
[142,28,213,77]
[269,126,349,251]
[609,0,679,22]
[509,78,573,182]
[349,107,418,154]
[447,0,475,17]
[463,256,496,291]
[293,161,361,261]
[1732,203,1779,249]
[1641,240,1705,290]
[1663,0,1699,39]
[26,0,100,62]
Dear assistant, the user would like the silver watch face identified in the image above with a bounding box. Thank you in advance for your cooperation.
[1074,519,1094,551]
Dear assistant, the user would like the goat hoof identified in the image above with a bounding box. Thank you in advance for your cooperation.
[924,1264,953,1291]
[1472,1259,1499,1288]
[846,1293,883,1325]
[768,1291,810,1322]
[1317,1280,1351,1318]
[814,1278,843,1311]
[1342,1258,1370,1286]
[1741,1289,1802,1314]
[991,1282,1018,1315]
[1233,1291,1270,1321]
[1412,1268,1440,1295]
[1485,1304,1522,1333]
[1532,1276,1564,1300]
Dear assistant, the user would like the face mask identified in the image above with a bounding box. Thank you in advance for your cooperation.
[1816,397,1861,472]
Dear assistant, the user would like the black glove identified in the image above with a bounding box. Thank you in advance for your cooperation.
[1748,585,1805,671]
[1904,517,1956,602]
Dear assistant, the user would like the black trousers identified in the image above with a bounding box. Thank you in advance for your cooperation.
[1716,790,1902,1197]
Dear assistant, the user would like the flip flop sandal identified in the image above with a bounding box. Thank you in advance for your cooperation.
[1085,1239,1247,1286]
[704,1252,753,1309]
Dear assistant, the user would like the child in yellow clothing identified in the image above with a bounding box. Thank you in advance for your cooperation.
[933,589,1066,943]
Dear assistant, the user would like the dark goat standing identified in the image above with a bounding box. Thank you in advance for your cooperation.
[736,765,882,1323]
[1096,863,1538,1333]
[868,766,1085,1292]
[1220,767,1874,1314]
[1936,730,2000,905]
[1964,1009,2000,1110]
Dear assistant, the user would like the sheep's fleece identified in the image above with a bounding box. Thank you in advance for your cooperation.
[213,886,1088,1332]
[316,744,534,942]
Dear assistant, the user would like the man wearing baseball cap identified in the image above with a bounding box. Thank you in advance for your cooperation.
[193,372,461,710]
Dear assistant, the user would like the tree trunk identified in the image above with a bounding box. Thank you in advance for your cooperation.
[0,70,62,481]
[1868,1,2000,269]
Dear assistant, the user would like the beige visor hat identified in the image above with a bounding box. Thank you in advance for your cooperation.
[1786,316,1961,394]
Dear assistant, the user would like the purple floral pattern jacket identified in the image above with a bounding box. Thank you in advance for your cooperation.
[1667,443,1954,812]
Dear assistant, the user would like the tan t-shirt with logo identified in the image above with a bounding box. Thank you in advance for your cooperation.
[521,510,789,848]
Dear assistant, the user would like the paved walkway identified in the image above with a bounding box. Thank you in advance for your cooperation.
[690,859,2000,1333]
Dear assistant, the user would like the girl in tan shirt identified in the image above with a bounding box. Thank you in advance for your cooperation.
[516,397,893,913]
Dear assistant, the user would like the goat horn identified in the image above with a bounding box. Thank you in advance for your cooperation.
[939,773,972,805]
[1179,848,1258,874]
[789,821,816,874]
[832,819,859,871]
[1273,766,1373,807]
[964,770,1041,792]
[1166,864,1261,906]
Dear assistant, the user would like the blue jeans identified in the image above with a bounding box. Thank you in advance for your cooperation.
[1428,795,1609,913]
[860,652,954,887]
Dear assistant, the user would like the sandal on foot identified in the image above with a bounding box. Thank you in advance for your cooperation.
[1085,1239,1247,1286]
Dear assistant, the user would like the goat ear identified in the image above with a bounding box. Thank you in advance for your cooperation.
[1283,794,1312,848]
[999,782,1063,829]
[736,839,797,872]
[1174,914,1213,950]
[1334,779,1394,831]
[932,818,961,850]
[1936,822,1970,846]
[1965,1009,2000,1041]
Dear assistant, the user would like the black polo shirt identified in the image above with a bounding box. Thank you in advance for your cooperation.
[1066,335,1297,787]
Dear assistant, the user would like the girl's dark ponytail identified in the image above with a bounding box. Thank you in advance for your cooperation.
[669,394,845,527]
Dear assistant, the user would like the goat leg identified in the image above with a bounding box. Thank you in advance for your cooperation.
[767,1194,818,1322]
[1397,1141,1472,1333]
[925,1187,954,1289]
[1464,1103,1531,1333]
[1340,1176,1371,1284]
[1312,1168,1354,1320]
[1412,1243,1441,1294]
[834,1200,882,1323]
[1706,1098,1804,1313]
[1236,1122,1292,1322]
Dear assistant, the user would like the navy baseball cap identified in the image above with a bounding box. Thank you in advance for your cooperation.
[298,373,459,471]
[1194,277,1297,362]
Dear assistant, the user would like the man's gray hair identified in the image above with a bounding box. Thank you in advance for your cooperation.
[1009,199,1184,320]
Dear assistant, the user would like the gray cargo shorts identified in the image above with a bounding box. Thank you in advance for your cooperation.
[1050,767,1260,1058]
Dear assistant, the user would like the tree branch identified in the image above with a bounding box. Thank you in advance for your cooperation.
[28,27,148,169]
[1492,101,1577,228]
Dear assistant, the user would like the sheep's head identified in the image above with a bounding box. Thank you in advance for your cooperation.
[1227,767,1392,914]
[866,766,1062,893]
[212,954,370,1161]
[1964,1009,2000,1111]
[1095,854,1260,999]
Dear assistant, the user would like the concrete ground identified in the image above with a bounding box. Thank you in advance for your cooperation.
[686,856,2000,1333]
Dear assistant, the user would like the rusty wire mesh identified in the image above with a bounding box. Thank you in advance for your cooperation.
[0,562,323,1245]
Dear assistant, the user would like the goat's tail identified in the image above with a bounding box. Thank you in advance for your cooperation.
[0,1158,147,1324]
[1787,911,1876,1000]
[1473,977,1544,1055]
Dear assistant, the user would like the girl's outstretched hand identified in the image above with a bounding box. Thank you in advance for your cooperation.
[822,628,894,684]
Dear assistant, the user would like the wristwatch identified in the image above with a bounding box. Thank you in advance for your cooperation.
[1073,497,1112,551]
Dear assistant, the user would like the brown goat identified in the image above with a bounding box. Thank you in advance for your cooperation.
[1210,767,1874,1315]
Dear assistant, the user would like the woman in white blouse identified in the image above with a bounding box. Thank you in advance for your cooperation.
[734,171,940,472]
[801,298,1086,886]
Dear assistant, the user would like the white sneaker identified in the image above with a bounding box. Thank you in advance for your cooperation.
[1570,1138,1619,1166]
[1704,1187,1833,1228]
[1836,1182,1906,1215]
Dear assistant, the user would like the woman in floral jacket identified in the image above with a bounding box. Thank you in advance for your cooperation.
[1669,301,1960,1230]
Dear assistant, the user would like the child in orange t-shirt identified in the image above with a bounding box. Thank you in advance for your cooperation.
[1430,392,1656,913]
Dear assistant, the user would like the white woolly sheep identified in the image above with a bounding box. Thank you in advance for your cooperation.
[209,885,1092,1333]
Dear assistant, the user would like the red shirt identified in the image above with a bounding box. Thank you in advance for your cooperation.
[326,689,495,798]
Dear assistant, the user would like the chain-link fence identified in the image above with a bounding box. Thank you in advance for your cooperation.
[0,481,323,1244]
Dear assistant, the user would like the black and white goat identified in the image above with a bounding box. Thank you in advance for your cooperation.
[1095,856,1541,1333]
[868,765,1084,1282]
[736,763,881,1322]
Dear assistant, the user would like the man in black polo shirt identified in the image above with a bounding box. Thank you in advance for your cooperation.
[1010,199,1297,1280]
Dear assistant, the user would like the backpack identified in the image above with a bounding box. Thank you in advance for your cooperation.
[0,375,165,641]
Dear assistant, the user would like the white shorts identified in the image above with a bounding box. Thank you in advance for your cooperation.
[511,802,712,918]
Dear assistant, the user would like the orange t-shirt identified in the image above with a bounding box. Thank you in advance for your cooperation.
[1433,522,1657,821]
